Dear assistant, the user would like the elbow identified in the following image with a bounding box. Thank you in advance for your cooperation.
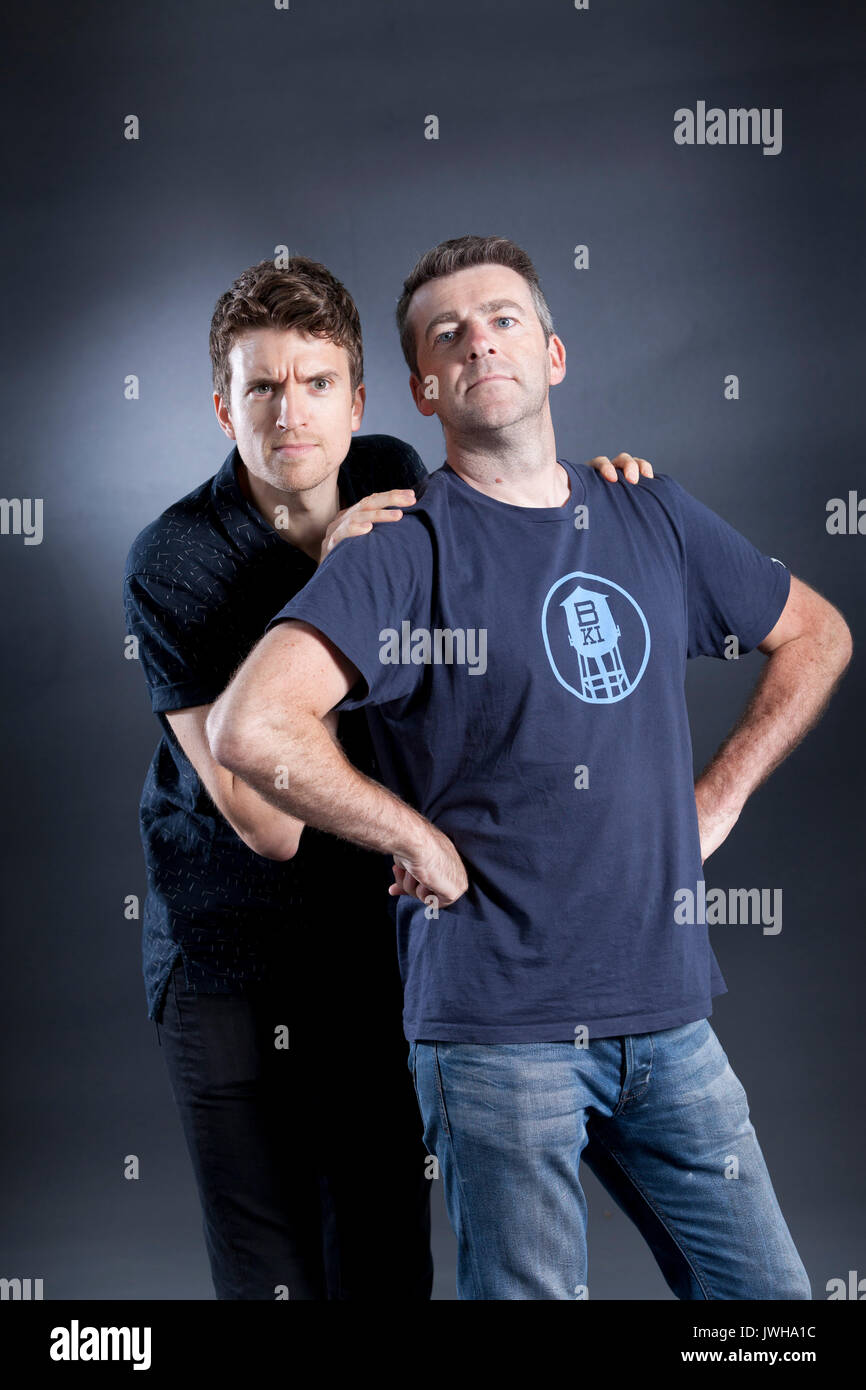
[204,700,229,763]
[271,835,302,862]
[205,700,252,777]
[828,612,854,673]
[242,828,302,862]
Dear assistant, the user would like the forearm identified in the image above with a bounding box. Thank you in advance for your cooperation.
[210,704,432,862]
[201,717,340,856]
[695,629,851,819]
[212,707,341,859]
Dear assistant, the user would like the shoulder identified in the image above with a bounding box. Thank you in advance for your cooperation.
[321,462,449,573]
[316,499,436,589]
[576,460,693,520]
[573,459,680,503]
[123,472,223,588]
[341,433,429,495]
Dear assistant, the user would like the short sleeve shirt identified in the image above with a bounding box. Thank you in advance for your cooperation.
[265,458,791,1043]
[123,435,428,1019]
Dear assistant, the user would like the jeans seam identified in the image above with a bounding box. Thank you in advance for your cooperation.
[586,1126,713,1300]
[409,1043,427,1135]
[432,1044,485,1300]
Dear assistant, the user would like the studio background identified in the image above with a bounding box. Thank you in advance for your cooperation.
[1,0,862,1299]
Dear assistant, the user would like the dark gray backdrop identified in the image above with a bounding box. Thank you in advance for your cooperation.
[1,0,863,1300]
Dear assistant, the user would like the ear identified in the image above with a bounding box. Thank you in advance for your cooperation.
[547,333,567,387]
[214,391,237,440]
[409,372,439,418]
[351,383,366,431]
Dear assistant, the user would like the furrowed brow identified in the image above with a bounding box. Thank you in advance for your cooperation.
[244,370,281,386]
[244,366,341,387]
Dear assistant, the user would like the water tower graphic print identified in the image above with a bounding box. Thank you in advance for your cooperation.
[541,571,650,704]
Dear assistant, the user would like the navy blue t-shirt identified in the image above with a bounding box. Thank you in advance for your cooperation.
[266,458,791,1043]
[123,435,427,1020]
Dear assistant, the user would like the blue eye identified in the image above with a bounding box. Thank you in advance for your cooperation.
[434,330,455,345]
[496,316,514,327]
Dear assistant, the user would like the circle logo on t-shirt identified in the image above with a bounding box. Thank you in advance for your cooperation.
[541,571,651,703]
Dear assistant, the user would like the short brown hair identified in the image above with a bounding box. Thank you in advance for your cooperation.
[395,234,554,376]
[209,256,364,403]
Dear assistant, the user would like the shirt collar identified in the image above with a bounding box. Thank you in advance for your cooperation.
[210,444,353,560]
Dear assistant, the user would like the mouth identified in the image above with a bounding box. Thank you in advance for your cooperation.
[274,442,317,453]
[466,375,513,392]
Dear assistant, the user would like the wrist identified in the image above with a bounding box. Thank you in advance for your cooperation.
[695,772,744,824]
[394,812,432,864]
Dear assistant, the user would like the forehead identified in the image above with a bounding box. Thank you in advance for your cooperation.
[228,325,350,377]
[408,262,533,328]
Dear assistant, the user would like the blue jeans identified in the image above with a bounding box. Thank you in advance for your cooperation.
[408,1018,811,1300]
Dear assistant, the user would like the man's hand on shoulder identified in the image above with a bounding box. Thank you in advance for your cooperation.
[586,452,654,485]
[319,488,417,563]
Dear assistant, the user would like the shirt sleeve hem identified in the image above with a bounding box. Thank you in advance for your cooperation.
[737,563,791,654]
[266,603,379,708]
[150,681,225,713]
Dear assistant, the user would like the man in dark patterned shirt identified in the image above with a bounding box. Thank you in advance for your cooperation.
[123,255,648,1300]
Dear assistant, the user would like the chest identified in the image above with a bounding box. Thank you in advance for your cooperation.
[425,515,687,713]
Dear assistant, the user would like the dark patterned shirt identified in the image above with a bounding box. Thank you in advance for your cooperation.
[123,435,428,1019]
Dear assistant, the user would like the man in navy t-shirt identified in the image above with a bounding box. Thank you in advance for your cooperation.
[207,236,851,1299]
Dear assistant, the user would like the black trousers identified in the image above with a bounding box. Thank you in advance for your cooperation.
[156,954,433,1300]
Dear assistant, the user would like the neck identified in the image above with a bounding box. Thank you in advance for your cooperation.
[442,407,567,507]
[235,455,340,560]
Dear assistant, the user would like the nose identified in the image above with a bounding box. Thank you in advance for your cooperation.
[275,382,309,431]
[465,320,497,361]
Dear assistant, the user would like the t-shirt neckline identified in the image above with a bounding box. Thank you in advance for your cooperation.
[438,456,586,521]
